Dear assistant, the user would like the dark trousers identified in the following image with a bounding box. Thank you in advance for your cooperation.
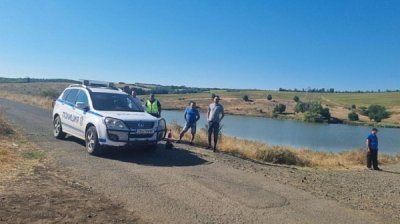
[367,150,378,169]
[208,121,220,147]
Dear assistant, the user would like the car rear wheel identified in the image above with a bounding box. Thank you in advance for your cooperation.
[85,126,102,155]
[53,116,66,139]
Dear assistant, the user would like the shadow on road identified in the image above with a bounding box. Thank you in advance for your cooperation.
[62,136,210,167]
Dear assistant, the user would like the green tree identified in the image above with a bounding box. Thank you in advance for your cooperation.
[293,96,300,102]
[243,95,250,101]
[267,94,272,101]
[296,101,331,122]
[273,104,286,114]
[348,112,359,121]
[351,104,356,109]
[366,105,391,122]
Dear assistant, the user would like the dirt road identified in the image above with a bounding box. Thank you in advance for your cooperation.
[0,99,396,224]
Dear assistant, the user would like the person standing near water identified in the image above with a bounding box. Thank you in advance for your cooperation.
[177,101,200,145]
[366,128,381,171]
[207,96,224,152]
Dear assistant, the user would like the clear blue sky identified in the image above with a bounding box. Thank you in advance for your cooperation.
[0,0,399,90]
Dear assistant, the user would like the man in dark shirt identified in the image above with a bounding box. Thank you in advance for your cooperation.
[366,128,381,170]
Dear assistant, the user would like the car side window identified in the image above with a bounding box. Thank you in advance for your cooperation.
[61,89,71,101]
[75,90,89,106]
[65,89,79,104]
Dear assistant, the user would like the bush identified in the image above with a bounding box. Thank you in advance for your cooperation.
[273,104,286,114]
[293,96,300,102]
[320,108,331,120]
[351,104,356,109]
[211,93,216,99]
[243,95,250,102]
[267,94,272,101]
[367,105,391,122]
[348,112,359,121]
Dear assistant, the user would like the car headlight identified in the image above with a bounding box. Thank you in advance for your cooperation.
[104,117,129,131]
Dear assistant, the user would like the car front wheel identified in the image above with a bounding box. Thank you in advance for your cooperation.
[85,126,102,155]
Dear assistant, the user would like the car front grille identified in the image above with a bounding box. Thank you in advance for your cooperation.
[125,121,155,129]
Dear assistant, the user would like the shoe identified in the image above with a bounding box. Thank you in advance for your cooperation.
[367,167,374,170]
[189,142,194,146]
[213,147,217,152]
[176,140,181,143]
[374,167,382,171]
[206,145,211,149]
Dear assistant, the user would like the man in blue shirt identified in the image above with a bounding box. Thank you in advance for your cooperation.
[366,128,381,170]
[177,101,200,145]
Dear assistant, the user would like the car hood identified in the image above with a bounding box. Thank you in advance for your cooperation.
[97,111,158,121]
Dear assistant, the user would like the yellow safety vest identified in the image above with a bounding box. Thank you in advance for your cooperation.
[146,100,159,114]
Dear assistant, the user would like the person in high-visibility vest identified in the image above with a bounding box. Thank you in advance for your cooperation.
[145,93,162,118]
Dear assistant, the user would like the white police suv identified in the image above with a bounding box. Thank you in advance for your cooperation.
[52,80,167,155]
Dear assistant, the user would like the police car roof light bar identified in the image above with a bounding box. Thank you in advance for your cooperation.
[79,79,115,88]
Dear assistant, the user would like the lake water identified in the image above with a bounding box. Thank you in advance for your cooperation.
[162,110,400,154]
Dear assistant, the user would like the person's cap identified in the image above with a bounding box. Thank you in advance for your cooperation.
[372,128,378,132]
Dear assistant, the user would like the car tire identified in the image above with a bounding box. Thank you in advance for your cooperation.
[53,116,66,139]
[85,126,102,155]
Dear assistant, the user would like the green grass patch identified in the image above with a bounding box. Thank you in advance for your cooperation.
[21,151,45,160]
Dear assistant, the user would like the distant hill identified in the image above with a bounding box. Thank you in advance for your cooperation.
[0,77,80,84]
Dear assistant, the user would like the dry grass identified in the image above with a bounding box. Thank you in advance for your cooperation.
[0,90,54,110]
[169,122,400,169]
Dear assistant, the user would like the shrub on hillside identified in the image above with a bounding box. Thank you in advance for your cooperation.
[267,94,272,101]
[366,105,391,122]
[320,108,331,120]
[273,104,286,114]
[242,95,250,102]
[348,112,359,121]
[293,96,300,102]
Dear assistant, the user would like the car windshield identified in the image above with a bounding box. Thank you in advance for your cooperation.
[91,92,143,112]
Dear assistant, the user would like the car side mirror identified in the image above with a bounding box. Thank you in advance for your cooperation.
[76,102,89,111]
